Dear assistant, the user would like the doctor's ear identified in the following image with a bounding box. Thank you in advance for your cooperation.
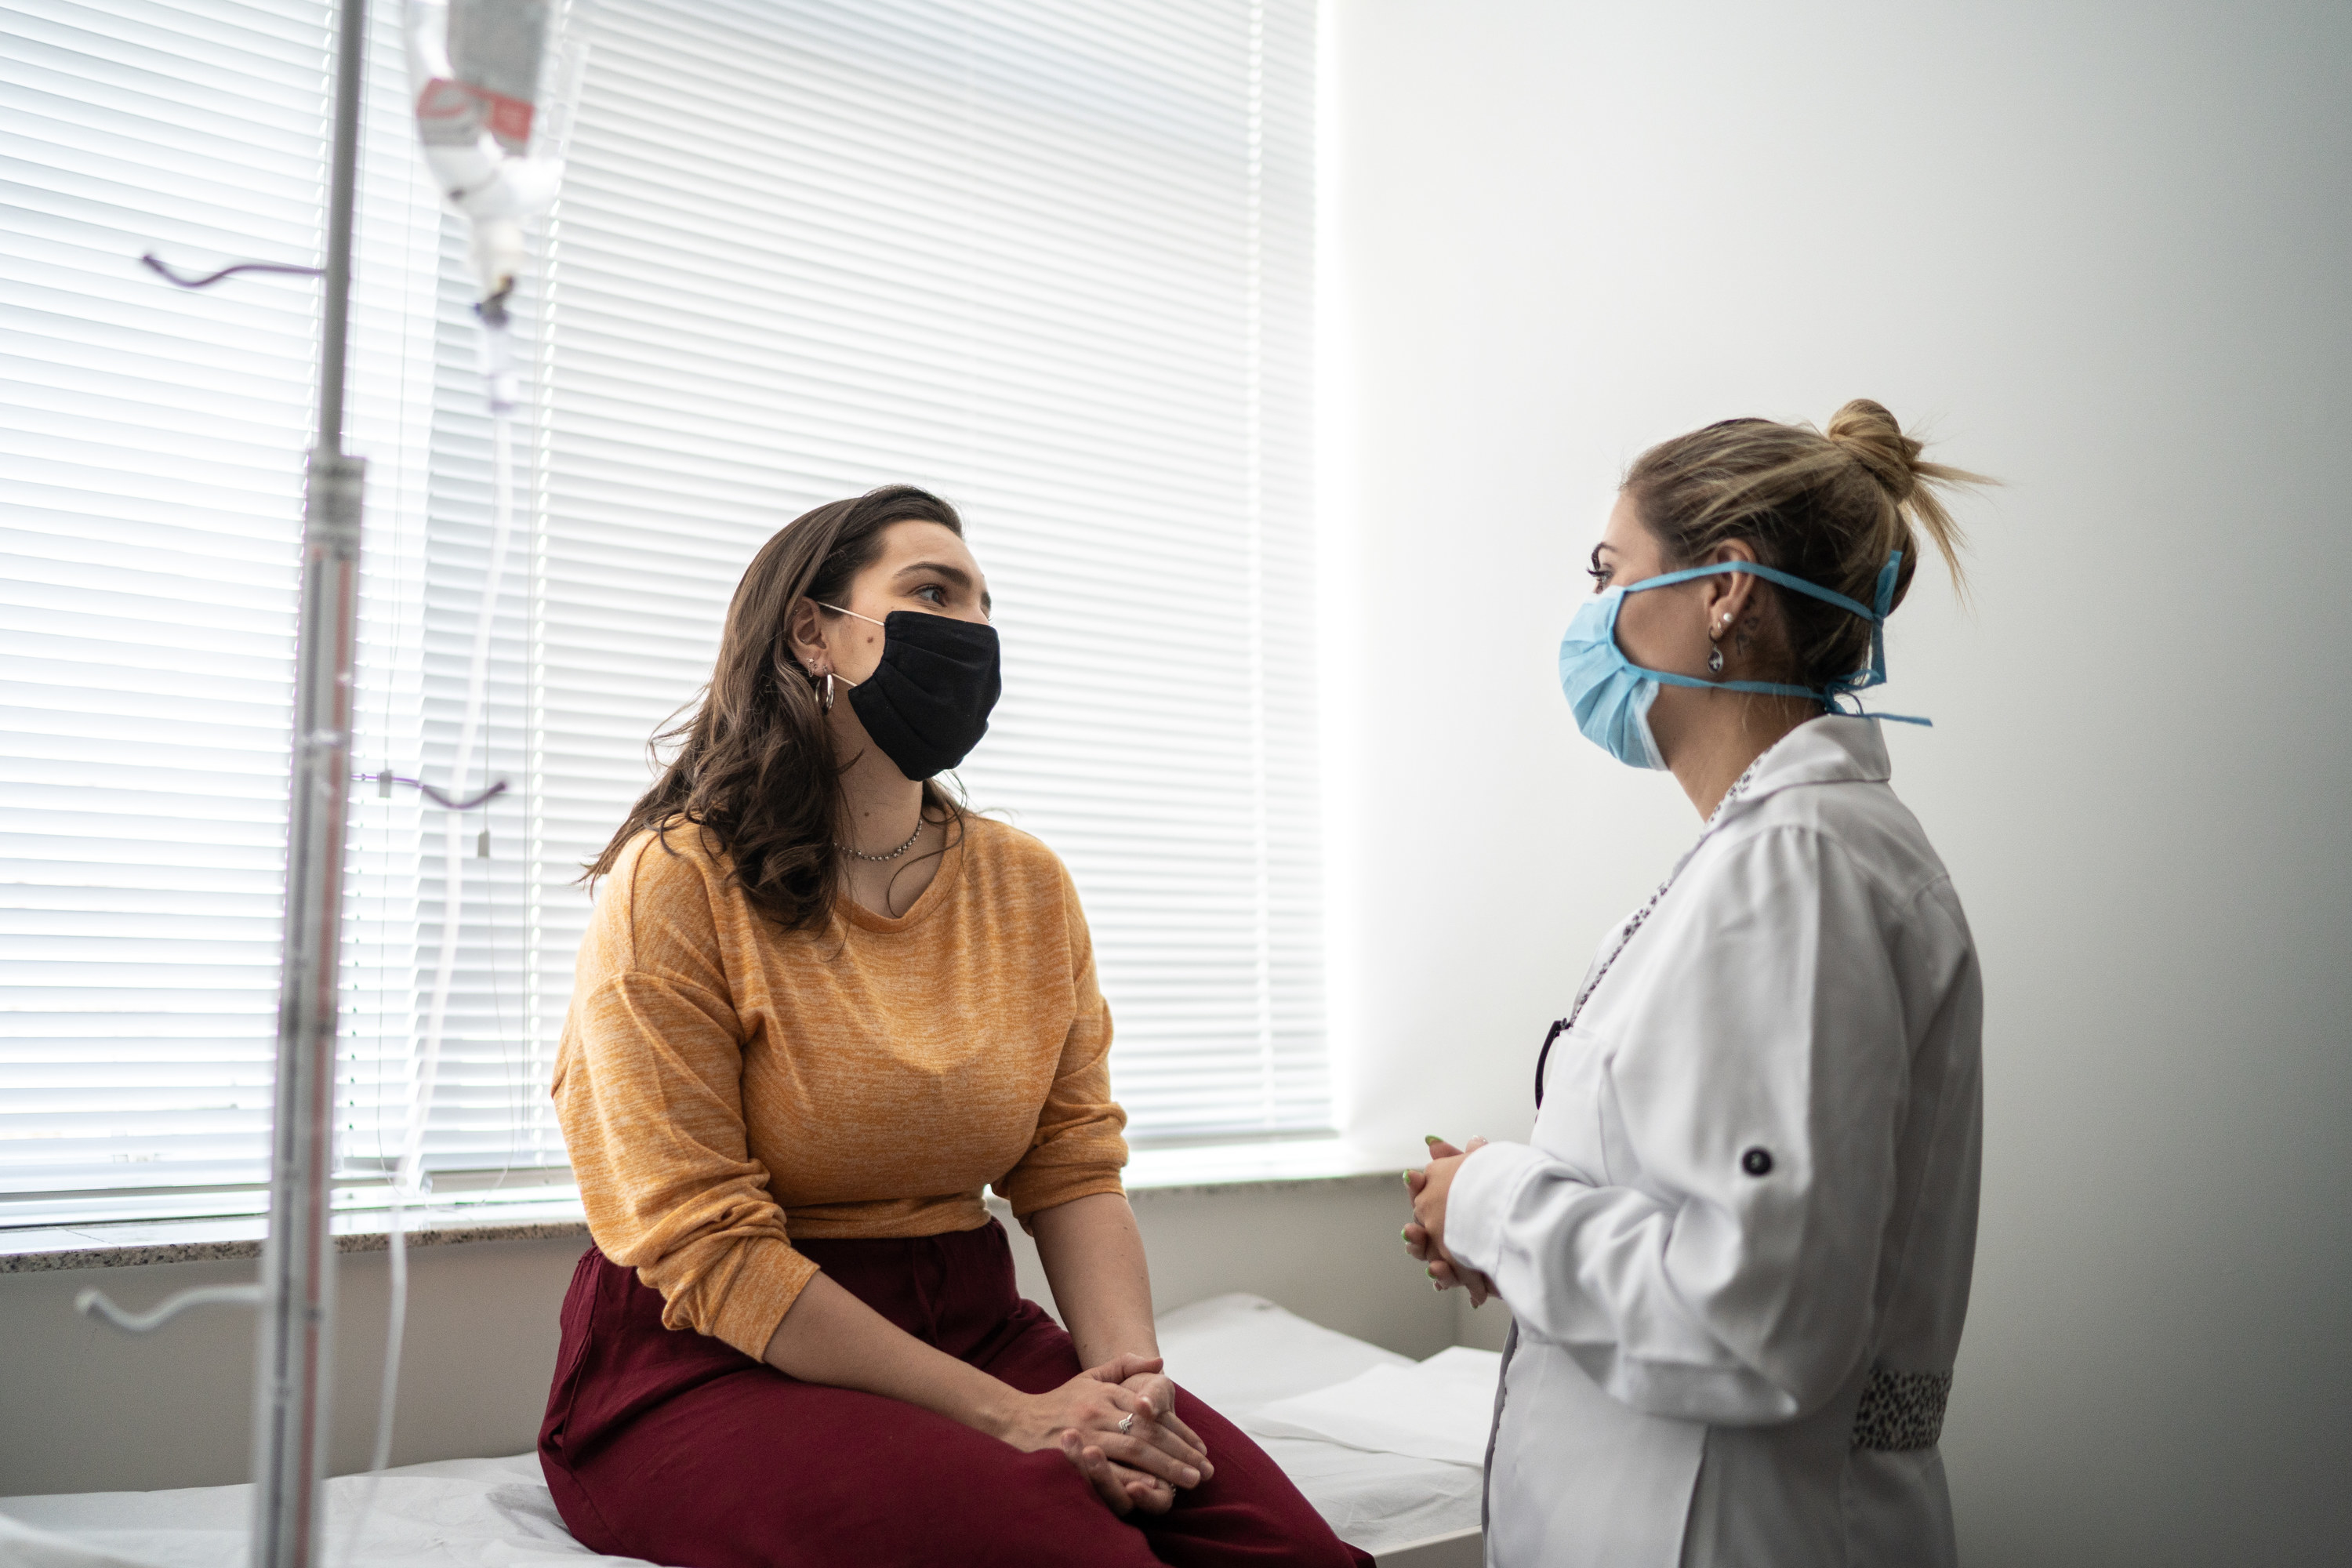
[1699,538,1764,630]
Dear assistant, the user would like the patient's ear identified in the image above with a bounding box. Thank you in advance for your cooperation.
[785,597,828,674]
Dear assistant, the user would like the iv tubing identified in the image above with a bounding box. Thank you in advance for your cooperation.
[400,408,514,1196]
[364,404,517,1487]
[360,0,590,1513]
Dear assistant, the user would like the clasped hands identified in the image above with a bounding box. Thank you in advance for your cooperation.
[993,1137,1497,1518]
[1403,1135,1498,1306]
[1000,1354,1212,1517]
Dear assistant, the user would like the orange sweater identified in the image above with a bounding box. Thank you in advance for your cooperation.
[553,815,1128,1361]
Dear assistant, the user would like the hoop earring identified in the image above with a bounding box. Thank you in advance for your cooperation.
[821,671,836,713]
[1707,622,1726,676]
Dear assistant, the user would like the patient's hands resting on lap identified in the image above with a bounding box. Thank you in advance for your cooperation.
[1018,1190,1212,1515]
[1403,1137,1498,1307]
[1114,1360,1207,1502]
[1000,1352,1212,1517]
[759,1265,1210,1520]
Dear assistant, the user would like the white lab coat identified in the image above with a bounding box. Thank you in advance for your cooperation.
[1447,717,1982,1568]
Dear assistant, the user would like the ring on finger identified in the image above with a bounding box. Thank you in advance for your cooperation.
[1117,1413,1134,1434]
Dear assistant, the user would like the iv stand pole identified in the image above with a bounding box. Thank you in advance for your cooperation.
[252,0,368,1560]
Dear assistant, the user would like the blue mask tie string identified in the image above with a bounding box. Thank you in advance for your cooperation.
[1615,553,1931,726]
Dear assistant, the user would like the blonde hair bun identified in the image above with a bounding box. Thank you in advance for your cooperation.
[1824,398,1923,504]
[1622,403,1993,691]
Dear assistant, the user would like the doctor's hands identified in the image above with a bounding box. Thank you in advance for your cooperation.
[1005,1354,1212,1517]
[1404,1137,1497,1308]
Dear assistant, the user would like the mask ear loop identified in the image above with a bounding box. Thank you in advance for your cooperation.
[1837,551,1932,726]
[804,604,877,712]
[1865,551,1899,689]
[1609,555,1933,724]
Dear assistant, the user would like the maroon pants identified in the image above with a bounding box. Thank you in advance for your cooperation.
[539,1221,1372,1568]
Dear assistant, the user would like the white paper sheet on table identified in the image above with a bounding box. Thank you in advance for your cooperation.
[0,1512,161,1568]
[1156,1290,1414,1415]
[1152,1293,1489,1556]
[0,1456,652,1568]
[1240,1345,1503,1468]
[1,1296,1486,1567]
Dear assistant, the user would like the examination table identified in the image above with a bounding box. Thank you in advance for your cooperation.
[0,1295,1487,1568]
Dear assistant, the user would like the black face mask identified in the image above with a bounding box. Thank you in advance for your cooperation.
[823,606,1001,780]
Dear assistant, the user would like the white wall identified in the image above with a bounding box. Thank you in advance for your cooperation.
[1322,2,2352,1563]
[0,1179,1457,1497]
[0,1238,586,1497]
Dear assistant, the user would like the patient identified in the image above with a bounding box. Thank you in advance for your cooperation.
[539,485,1367,1568]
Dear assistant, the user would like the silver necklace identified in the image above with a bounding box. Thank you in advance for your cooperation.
[1562,753,1767,1032]
[1537,753,1772,1103]
[838,815,927,862]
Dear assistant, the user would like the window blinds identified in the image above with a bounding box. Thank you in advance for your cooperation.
[2,0,1323,1229]
[1,0,452,1221]
[529,0,1327,1147]
[1,0,325,1218]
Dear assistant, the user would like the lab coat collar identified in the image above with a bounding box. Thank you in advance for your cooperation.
[1717,715,1891,821]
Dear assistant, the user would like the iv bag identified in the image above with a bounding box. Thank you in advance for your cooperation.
[440,0,551,151]
[405,0,594,301]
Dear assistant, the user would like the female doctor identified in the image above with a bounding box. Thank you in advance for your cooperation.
[1405,401,1987,1568]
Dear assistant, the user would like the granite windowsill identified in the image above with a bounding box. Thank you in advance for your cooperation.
[0,1202,594,1274]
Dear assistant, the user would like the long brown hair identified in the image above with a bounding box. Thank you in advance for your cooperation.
[1624,399,1991,691]
[586,485,966,930]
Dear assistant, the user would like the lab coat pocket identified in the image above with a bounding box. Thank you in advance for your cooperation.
[1530,1024,1613,1185]
[1595,1062,1643,1192]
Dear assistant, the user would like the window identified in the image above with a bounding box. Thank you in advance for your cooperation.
[1,0,1323,1231]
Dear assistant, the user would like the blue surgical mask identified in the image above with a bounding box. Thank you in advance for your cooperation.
[1557,554,1921,770]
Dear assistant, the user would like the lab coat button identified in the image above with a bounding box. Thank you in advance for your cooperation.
[1741,1146,1773,1177]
